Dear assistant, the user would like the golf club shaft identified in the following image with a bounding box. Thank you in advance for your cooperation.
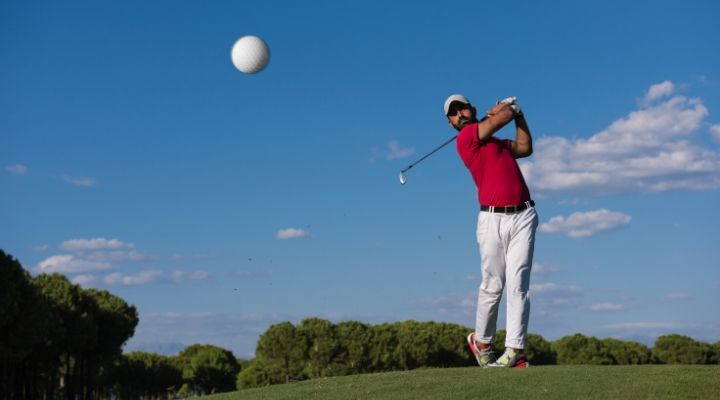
[401,134,457,174]
[398,107,502,182]
[400,115,490,174]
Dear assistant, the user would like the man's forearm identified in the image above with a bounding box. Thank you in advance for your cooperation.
[477,106,514,141]
[512,115,533,158]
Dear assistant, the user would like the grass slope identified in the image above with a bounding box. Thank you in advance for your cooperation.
[204,365,720,400]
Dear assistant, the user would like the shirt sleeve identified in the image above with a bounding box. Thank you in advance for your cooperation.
[457,123,479,150]
[455,123,479,168]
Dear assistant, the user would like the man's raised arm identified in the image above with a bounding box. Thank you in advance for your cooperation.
[510,113,532,158]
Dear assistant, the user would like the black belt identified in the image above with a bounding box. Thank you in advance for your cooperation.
[481,200,535,214]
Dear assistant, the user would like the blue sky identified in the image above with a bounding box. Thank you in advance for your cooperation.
[2,0,719,358]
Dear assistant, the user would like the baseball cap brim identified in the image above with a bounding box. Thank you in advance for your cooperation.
[444,94,470,115]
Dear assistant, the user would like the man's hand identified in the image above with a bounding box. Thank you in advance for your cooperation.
[496,96,522,118]
[485,103,514,119]
[509,104,523,117]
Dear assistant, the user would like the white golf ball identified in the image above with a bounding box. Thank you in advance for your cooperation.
[230,35,270,74]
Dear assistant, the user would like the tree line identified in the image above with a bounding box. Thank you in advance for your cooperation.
[2,249,719,398]
[1,250,245,398]
[1,250,138,399]
[238,319,720,389]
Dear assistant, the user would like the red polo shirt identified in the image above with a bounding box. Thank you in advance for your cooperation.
[456,122,531,206]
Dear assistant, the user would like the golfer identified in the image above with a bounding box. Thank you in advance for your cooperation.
[444,94,538,368]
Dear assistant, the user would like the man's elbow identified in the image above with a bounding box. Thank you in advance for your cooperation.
[515,146,533,158]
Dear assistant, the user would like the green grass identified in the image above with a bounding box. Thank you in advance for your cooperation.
[202,365,720,400]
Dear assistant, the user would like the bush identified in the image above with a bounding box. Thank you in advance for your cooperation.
[255,321,306,383]
[236,360,281,389]
[178,344,239,394]
[653,334,716,364]
[552,333,614,365]
[335,321,373,374]
[601,338,654,365]
[526,333,557,365]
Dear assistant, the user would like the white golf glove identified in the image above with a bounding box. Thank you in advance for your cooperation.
[497,96,517,105]
[497,96,522,117]
[509,103,523,117]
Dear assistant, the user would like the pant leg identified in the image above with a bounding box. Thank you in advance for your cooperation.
[475,211,506,344]
[504,207,538,349]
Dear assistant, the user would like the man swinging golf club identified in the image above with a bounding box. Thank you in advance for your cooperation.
[445,94,538,368]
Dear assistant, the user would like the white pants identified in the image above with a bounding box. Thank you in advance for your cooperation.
[475,206,538,349]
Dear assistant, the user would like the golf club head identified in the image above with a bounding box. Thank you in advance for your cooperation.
[399,172,407,185]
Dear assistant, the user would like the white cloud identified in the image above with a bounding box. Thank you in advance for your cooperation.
[61,238,133,251]
[37,254,112,274]
[72,274,98,286]
[39,239,205,286]
[84,250,149,262]
[603,321,698,330]
[369,140,416,163]
[520,83,720,197]
[408,291,476,317]
[586,302,625,312]
[276,228,310,240]
[599,321,720,345]
[664,292,691,301]
[104,270,165,286]
[102,269,209,286]
[530,282,583,295]
[532,263,561,274]
[5,164,28,175]
[385,140,415,160]
[530,282,585,313]
[38,238,152,277]
[710,124,720,144]
[170,253,216,261]
[62,175,96,187]
[171,270,210,282]
[539,209,631,239]
[642,80,674,105]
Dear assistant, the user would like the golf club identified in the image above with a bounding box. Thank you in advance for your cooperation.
[398,134,457,185]
[400,135,457,185]
[398,96,517,185]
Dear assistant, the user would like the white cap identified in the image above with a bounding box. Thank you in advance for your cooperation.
[444,94,470,115]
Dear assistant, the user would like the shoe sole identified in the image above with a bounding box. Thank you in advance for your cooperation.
[486,360,531,368]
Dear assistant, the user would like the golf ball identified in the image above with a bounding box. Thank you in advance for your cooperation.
[230,35,270,74]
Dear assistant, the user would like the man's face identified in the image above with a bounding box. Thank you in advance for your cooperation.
[447,102,475,131]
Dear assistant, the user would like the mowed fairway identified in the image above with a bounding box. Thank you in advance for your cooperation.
[202,365,719,400]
